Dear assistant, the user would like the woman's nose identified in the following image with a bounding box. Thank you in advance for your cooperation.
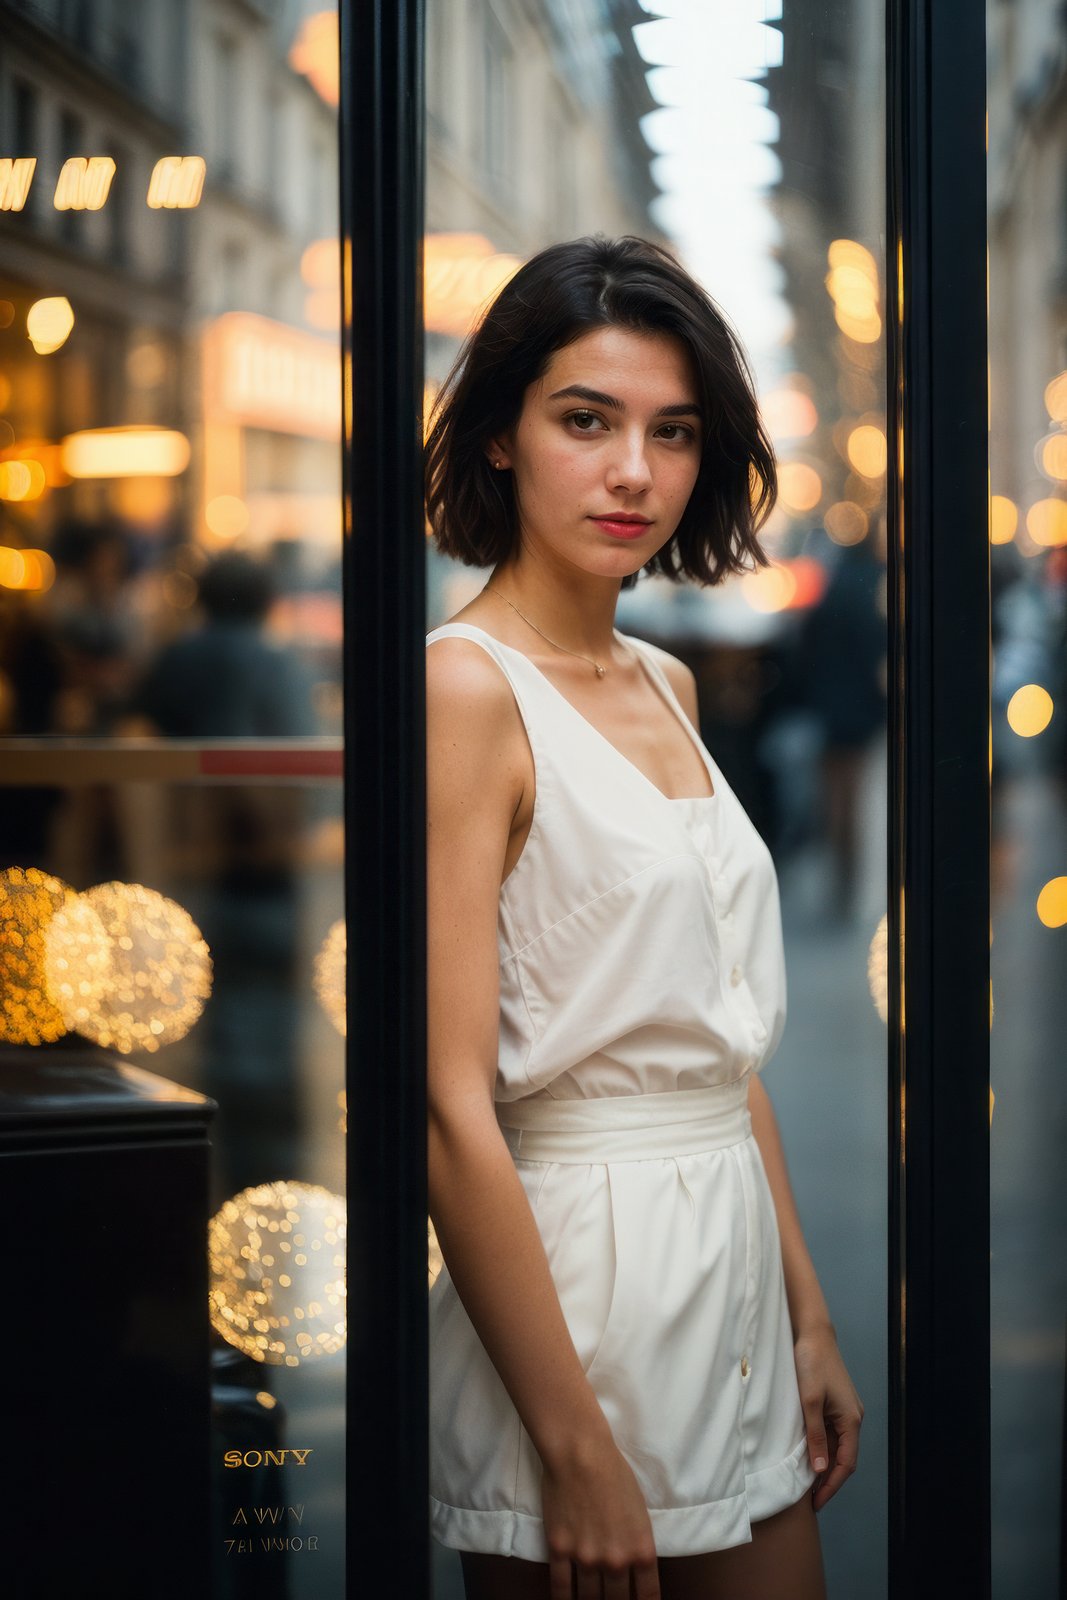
[607,431,653,493]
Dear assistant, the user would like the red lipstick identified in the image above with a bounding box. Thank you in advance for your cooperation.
[591,514,652,541]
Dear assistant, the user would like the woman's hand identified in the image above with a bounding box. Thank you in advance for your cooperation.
[793,1324,864,1512]
[540,1431,661,1600]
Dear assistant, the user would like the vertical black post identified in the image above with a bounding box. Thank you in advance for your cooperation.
[340,0,428,1589]
[886,3,990,1596]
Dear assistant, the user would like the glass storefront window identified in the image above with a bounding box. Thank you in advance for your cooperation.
[988,6,1067,1594]
[1,4,345,1595]
[424,3,886,1595]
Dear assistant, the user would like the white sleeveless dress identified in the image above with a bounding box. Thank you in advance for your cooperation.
[425,621,816,1561]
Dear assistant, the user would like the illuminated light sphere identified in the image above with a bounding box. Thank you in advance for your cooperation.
[828,238,879,281]
[69,882,212,1053]
[824,500,868,546]
[27,297,74,355]
[990,495,1018,544]
[289,11,340,106]
[1038,432,1067,483]
[208,1181,347,1365]
[0,867,77,1044]
[1026,498,1067,547]
[760,387,818,441]
[428,1218,445,1290]
[777,461,823,514]
[1036,877,1067,929]
[42,893,113,1030]
[846,424,888,479]
[1045,371,1067,423]
[1006,684,1054,738]
[867,912,888,1024]
[743,563,797,614]
[204,495,249,541]
[314,918,346,1037]
[0,547,26,588]
[834,306,882,344]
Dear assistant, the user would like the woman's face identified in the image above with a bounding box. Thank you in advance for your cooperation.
[491,325,703,581]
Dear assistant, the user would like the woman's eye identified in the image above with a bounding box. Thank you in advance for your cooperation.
[657,423,696,443]
[566,410,604,432]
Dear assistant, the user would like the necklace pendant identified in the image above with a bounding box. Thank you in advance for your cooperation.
[594,663,605,677]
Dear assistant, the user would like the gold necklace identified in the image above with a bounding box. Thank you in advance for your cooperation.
[483,586,612,677]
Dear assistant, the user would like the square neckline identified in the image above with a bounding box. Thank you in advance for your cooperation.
[436,620,719,805]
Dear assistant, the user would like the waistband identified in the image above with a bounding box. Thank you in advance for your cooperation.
[495,1079,752,1163]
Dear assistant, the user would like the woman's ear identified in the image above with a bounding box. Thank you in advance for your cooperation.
[485,436,511,471]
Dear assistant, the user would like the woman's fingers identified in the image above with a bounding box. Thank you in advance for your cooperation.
[802,1391,830,1475]
[549,1554,574,1599]
[812,1415,862,1511]
[633,1553,663,1597]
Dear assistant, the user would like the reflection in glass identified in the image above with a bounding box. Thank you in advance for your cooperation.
[0,4,345,1595]
[988,7,1067,1594]
[426,3,886,1595]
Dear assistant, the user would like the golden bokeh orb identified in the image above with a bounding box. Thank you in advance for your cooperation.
[777,461,823,514]
[209,1181,347,1365]
[1036,877,1067,929]
[989,495,1018,544]
[846,424,888,479]
[868,913,889,1023]
[1006,684,1054,738]
[314,918,346,1037]
[0,866,74,1044]
[43,893,113,1029]
[68,882,212,1053]
[1026,499,1067,547]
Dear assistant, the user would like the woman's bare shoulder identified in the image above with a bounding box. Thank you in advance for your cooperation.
[629,636,700,726]
[425,632,528,797]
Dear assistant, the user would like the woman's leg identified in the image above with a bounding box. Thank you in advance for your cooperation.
[458,1550,550,1598]
[658,1491,826,1600]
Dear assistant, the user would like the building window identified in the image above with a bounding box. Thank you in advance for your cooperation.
[483,11,512,192]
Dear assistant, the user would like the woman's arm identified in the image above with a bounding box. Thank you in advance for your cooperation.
[747,1070,864,1509]
[426,639,660,1596]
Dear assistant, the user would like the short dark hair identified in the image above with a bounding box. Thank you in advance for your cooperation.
[424,234,776,588]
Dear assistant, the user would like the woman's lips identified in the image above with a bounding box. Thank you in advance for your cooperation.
[591,516,652,540]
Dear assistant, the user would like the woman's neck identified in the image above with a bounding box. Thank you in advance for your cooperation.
[484,561,623,660]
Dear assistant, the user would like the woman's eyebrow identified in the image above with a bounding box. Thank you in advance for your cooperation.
[547,383,703,419]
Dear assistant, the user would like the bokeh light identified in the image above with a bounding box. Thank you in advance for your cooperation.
[777,461,822,513]
[314,918,346,1037]
[1038,432,1067,482]
[26,296,74,355]
[824,500,869,545]
[64,882,212,1053]
[846,423,888,479]
[209,1181,347,1365]
[1036,877,1067,928]
[0,867,74,1044]
[1026,498,1067,546]
[204,495,250,540]
[42,894,113,1031]
[868,912,888,1024]
[1006,684,1054,738]
[990,494,1018,544]
[1044,370,1067,423]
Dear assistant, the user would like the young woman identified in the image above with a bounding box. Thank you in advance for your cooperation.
[424,235,863,1600]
